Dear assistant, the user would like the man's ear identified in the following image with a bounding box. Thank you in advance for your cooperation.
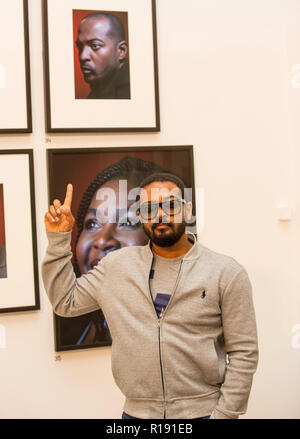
[117,40,128,60]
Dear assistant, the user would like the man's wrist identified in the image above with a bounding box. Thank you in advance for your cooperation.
[46,230,73,247]
[210,407,239,419]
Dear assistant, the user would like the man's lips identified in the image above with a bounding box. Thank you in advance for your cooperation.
[153,224,171,231]
[81,66,94,74]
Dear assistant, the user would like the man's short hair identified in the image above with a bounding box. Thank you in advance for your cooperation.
[137,172,189,202]
[82,13,126,43]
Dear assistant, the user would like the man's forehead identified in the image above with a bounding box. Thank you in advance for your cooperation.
[78,16,111,38]
[140,183,182,202]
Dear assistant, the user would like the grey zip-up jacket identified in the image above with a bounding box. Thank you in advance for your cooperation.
[42,231,258,419]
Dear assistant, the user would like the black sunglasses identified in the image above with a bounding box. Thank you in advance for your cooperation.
[139,198,186,220]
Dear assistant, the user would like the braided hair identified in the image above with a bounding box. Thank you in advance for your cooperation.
[74,156,163,276]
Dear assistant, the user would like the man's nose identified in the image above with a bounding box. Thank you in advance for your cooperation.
[157,205,167,222]
[79,45,91,62]
[92,225,120,253]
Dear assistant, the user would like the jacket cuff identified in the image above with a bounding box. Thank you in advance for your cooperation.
[210,408,239,419]
[46,230,72,248]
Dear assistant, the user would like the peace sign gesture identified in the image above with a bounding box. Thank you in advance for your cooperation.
[44,184,75,232]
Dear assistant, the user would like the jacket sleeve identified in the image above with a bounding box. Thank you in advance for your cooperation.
[41,231,106,317]
[210,266,259,419]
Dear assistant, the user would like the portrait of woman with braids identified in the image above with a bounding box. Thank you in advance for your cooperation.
[56,157,164,348]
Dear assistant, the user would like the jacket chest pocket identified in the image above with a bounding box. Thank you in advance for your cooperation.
[172,289,221,328]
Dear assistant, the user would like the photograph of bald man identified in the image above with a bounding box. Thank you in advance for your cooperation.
[74,11,130,99]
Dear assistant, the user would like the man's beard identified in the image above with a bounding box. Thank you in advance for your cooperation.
[142,220,186,247]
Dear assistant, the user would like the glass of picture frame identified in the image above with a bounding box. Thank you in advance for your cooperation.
[47,145,195,351]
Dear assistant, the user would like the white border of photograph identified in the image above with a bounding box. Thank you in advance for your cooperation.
[44,0,160,132]
[0,151,39,313]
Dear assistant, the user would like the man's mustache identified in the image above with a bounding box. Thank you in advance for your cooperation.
[152,221,174,231]
[80,62,95,72]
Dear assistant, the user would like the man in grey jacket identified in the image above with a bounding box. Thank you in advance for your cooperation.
[42,173,258,419]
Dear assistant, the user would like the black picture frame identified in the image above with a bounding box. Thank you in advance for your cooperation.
[47,145,195,351]
[43,0,160,133]
[0,0,32,134]
[0,150,39,313]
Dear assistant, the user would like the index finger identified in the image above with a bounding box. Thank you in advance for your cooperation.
[63,184,73,208]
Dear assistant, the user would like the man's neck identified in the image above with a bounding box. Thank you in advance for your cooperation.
[90,62,126,92]
[90,69,117,93]
[151,233,194,259]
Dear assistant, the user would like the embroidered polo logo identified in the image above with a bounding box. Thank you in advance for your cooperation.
[201,290,206,299]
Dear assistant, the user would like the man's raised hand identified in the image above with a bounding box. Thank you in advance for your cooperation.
[44,184,75,233]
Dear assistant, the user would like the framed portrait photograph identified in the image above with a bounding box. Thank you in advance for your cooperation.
[47,145,195,351]
[0,0,32,133]
[43,0,160,132]
[0,150,39,313]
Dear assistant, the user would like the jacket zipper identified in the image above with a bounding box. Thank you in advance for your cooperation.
[148,258,184,419]
[157,317,165,418]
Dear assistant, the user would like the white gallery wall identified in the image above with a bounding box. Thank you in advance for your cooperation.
[0,0,300,418]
